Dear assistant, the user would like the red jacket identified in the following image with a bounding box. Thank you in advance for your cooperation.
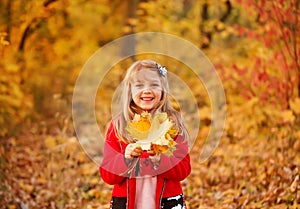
[99,121,191,209]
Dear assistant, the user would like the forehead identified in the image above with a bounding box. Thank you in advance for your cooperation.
[131,69,161,82]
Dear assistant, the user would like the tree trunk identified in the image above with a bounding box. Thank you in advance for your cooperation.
[120,0,139,60]
[5,0,12,42]
[199,0,232,49]
[199,1,211,49]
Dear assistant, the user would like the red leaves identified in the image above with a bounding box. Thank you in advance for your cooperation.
[237,25,246,37]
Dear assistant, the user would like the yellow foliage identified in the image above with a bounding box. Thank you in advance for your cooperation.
[45,136,57,149]
[126,112,177,155]
[199,106,211,120]
[289,98,300,115]
[0,62,33,136]
[281,110,295,123]
[1,0,299,207]
[125,113,151,140]
[131,113,151,131]
[81,163,97,176]
[19,182,34,194]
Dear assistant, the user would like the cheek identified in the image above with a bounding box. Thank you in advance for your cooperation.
[131,88,140,99]
[155,90,163,100]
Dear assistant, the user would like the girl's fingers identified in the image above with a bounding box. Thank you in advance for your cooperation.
[147,150,156,156]
[131,147,143,157]
[125,144,139,158]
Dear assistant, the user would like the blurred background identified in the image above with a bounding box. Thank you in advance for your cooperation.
[0,0,299,208]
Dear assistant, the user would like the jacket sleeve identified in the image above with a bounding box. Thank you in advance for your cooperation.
[99,121,129,185]
[157,134,191,181]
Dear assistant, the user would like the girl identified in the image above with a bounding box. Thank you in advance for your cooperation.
[100,60,191,209]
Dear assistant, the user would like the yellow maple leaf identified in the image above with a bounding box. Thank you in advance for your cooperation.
[126,112,178,155]
[126,113,178,155]
[137,113,173,150]
[131,113,151,131]
[126,112,151,140]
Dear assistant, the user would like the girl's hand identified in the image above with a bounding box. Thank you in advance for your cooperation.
[125,144,143,159]
[147,150,156,156]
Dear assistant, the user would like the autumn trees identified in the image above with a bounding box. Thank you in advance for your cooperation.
[0,0,299,144]
[0,0,300,208]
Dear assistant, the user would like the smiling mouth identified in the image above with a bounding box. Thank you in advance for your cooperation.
[141,97,154,101]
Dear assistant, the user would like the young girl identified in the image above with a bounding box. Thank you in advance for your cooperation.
[100,60,191,209]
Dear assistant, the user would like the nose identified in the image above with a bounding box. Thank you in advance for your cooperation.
[142,88,151,93]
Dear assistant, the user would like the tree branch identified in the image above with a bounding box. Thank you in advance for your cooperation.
[18,23,32,52]
[220,0,232,22]
[43,0,58,7]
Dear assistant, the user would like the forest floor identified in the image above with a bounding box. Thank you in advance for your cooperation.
[1,125,299,209]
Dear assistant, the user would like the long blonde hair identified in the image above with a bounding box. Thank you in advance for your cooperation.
[113,59,188,143]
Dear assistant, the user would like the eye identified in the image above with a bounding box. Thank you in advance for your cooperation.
[151,83,160,87]
[134,84,143,88]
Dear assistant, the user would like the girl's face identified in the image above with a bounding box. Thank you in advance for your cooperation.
[131,69,163,113]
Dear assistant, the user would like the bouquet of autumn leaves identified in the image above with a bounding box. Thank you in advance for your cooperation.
[125,112,178,176]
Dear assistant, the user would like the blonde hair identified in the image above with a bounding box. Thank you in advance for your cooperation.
[113,59,189,143]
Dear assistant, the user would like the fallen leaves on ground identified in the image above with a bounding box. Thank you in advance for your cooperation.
[0,123,299,208]
[0,132,112,209]
[186,127,300,209]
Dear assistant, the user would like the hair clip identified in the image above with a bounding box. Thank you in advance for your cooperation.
[158,65,167,77]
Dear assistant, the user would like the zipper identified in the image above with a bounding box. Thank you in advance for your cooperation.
[159,178,166,209]
[126,178,129,209]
